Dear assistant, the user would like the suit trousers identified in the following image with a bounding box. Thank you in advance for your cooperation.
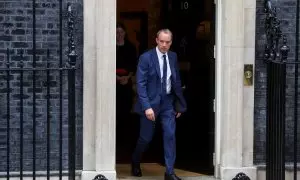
[132,94,176,174]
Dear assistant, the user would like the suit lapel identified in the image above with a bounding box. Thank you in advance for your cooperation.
[168,52,176,81]
[152,48,161,77]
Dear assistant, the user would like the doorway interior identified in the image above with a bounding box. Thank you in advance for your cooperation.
[116,0,216,177]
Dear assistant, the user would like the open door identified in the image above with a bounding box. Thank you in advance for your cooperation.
[161,0,216,175]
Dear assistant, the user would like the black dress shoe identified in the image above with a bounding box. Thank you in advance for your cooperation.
[164,173,182,180]
[131,163,142,177]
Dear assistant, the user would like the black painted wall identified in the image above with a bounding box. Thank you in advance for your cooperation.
[255,0,299,164]
[0,0,83,171]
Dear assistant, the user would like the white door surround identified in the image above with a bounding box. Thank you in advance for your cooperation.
[214,0,257,179]
[82,0,257,179]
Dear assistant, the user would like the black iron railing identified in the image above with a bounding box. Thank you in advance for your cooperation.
[264,2,286,179]
[2,2,77,180]
[263,0,299,180]
[67,3,77,180]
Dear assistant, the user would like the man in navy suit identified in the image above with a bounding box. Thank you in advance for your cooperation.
[131,29,187,180]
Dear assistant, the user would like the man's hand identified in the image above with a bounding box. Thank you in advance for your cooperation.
[176,112,181,118]
[145,108,155,121]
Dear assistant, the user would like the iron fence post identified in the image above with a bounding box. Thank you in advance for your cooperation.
[264,1,290,180]
[67,3,77,180]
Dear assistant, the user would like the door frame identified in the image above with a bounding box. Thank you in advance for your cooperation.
[214,0,222,177]
[213,0,257,179]
[82,0,257,179]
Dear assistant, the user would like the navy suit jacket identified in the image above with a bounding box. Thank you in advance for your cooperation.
[134,48,187,115]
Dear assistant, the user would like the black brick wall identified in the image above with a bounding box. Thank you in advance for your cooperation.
[0,0,83,171]
[255,0,299,164]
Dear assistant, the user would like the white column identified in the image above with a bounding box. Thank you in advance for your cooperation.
[82,0,96,172]
[216,0,257,179]
[214,0,223,177]
[82,0,117,179]
[243,0,256,167]
[221,0,244,167]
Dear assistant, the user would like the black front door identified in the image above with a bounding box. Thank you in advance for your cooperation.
[161,0,216,174]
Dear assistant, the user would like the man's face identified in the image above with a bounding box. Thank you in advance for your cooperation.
[156,32,172,53]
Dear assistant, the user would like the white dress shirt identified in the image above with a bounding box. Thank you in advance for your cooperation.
[156,47,171,94]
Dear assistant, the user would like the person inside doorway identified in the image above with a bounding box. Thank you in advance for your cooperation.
[116,22,138,162]
[131,29,187,180]
[116,22,137,126]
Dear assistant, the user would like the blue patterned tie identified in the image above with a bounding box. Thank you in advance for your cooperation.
[162,54,167,95]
